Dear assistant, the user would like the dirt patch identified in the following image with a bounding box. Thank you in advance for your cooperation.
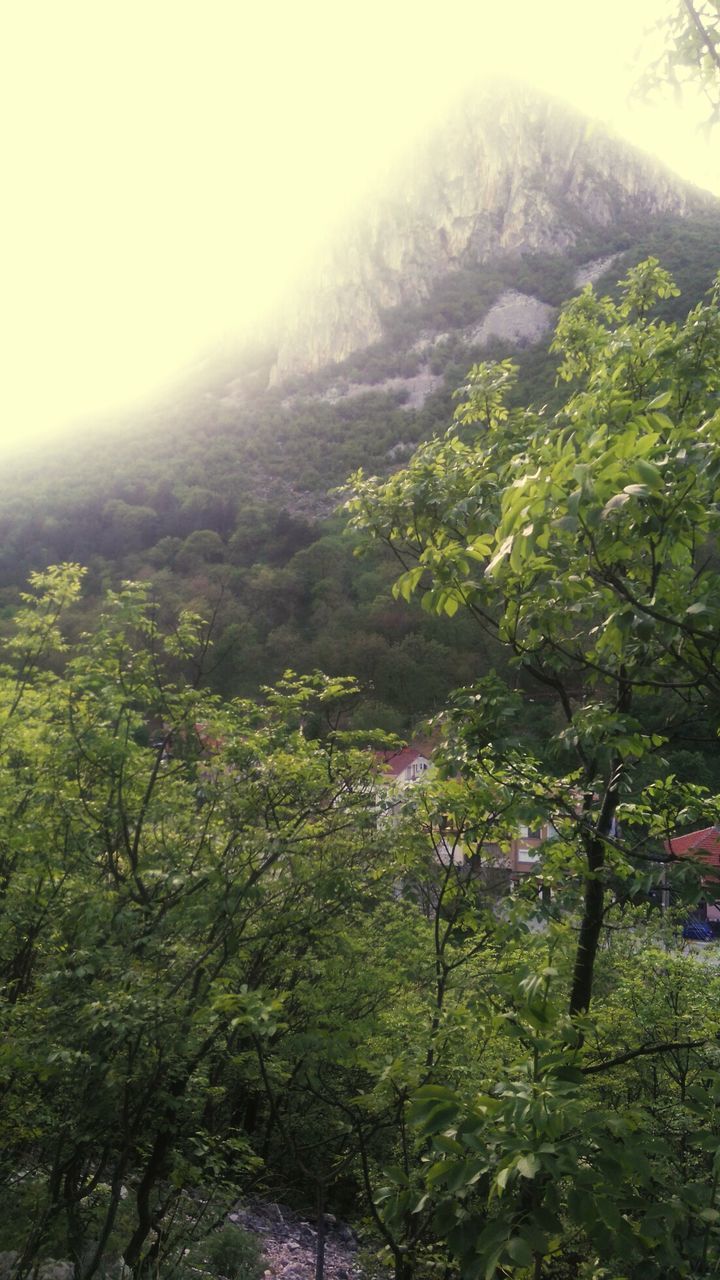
[230,1199,364,1280]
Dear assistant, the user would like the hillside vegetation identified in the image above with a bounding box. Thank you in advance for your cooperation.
[5,256,720,1279]
[1,211,719,738]
[7,18,720,1279]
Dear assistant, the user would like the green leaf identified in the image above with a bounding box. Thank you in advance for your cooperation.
[634,458,663,490]
[648,390,672,409]
[507,1236,534,1267]
[466,536,492,560]
[517,1153,541,1179]
[485,535,514,576]
[392,565,424,602]
[411,1099,460,1132]
[601,492,631,517]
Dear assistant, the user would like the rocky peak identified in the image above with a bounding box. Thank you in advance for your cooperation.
[270,82,715,383]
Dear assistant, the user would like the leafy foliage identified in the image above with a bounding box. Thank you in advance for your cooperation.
[0,214,719,735]
[343,258,720,1275]
[5,200,720,1280]
[640,1,720,126]
[0,569,406,1277]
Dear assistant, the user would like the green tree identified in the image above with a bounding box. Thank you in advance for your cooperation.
[0,568,392,1280]
[346,261,720,1012]
[344,259,720,1275]
[642,1,720,124]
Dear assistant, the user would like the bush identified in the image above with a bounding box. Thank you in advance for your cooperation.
[184,1225,265,1280]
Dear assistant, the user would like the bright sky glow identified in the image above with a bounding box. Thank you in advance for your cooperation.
[1,0,718,456]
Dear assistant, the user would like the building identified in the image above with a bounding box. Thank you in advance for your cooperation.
[375,743,553,882]
[665,825,720,933]
[375,745,431,786]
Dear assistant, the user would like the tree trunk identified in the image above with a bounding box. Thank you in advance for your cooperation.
[569,769,622,1017]
[314,1186,326,1280]
[122,1129,172,1270]
[568,836,606,1017]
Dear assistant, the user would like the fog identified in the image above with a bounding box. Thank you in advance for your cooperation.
[1,0,716,456]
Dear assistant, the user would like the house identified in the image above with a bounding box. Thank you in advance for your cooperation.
[375,743,555,885]
[375,744,432,786]
[508,823,556,879]
[665,824,720,868]
[665,825,720,932]
[472,822,555,884]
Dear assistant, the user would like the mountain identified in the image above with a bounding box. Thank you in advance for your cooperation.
[1,82,719,736]
[269,82,715,383]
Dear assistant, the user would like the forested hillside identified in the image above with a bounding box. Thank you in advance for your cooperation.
[8,6,720,1277]
[2,204,720,736]
[6,252,720,1279]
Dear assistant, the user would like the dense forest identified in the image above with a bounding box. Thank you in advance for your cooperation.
[2,211,720,745]
[4,247,720,1278]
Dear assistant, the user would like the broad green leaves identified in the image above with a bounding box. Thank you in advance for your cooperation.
[345,263,720,704]
[343,261,720,1276]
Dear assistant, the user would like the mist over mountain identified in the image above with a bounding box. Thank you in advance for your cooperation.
[269,82,716,383]
[11,10,720,1263]
[1,82,719,732]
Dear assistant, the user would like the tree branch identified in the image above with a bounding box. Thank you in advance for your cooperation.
[583,1036,707,1075]
[682,0,720,76]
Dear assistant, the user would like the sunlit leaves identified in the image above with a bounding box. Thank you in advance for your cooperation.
[0,573,396,1271]
[342,261,720,1274]
[345,262,720,712]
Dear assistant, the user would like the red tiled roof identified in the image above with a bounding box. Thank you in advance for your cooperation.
[665,825,720,866]
[375,746,429,778]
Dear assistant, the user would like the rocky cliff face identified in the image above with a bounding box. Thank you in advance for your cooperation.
[270,83,715,383]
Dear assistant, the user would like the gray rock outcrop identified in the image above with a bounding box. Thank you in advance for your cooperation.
[270,82,714,383]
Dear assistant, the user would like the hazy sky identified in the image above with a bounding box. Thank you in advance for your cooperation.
[2,0,718,455]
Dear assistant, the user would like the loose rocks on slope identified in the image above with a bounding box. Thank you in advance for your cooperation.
[229,1200,363,1280]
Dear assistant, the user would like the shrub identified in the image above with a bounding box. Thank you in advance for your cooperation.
[183,1225,265,1280]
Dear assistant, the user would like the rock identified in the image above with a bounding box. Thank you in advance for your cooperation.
[269,83,713,384]
[315,370,442,411]
[464,290,555,350]
[37,1261,74,1280]
[98,1256,131,1280]
[573,253,621,289]
[229,1197,360,1280]
[0,1253,18,1280]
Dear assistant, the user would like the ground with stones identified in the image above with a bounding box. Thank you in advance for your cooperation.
[230,1201,365,1280]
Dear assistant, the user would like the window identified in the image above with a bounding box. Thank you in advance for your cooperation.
[518,847,540,862]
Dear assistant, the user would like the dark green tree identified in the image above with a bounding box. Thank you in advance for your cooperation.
[344,260,720,1276]
[0,569,393,1280]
